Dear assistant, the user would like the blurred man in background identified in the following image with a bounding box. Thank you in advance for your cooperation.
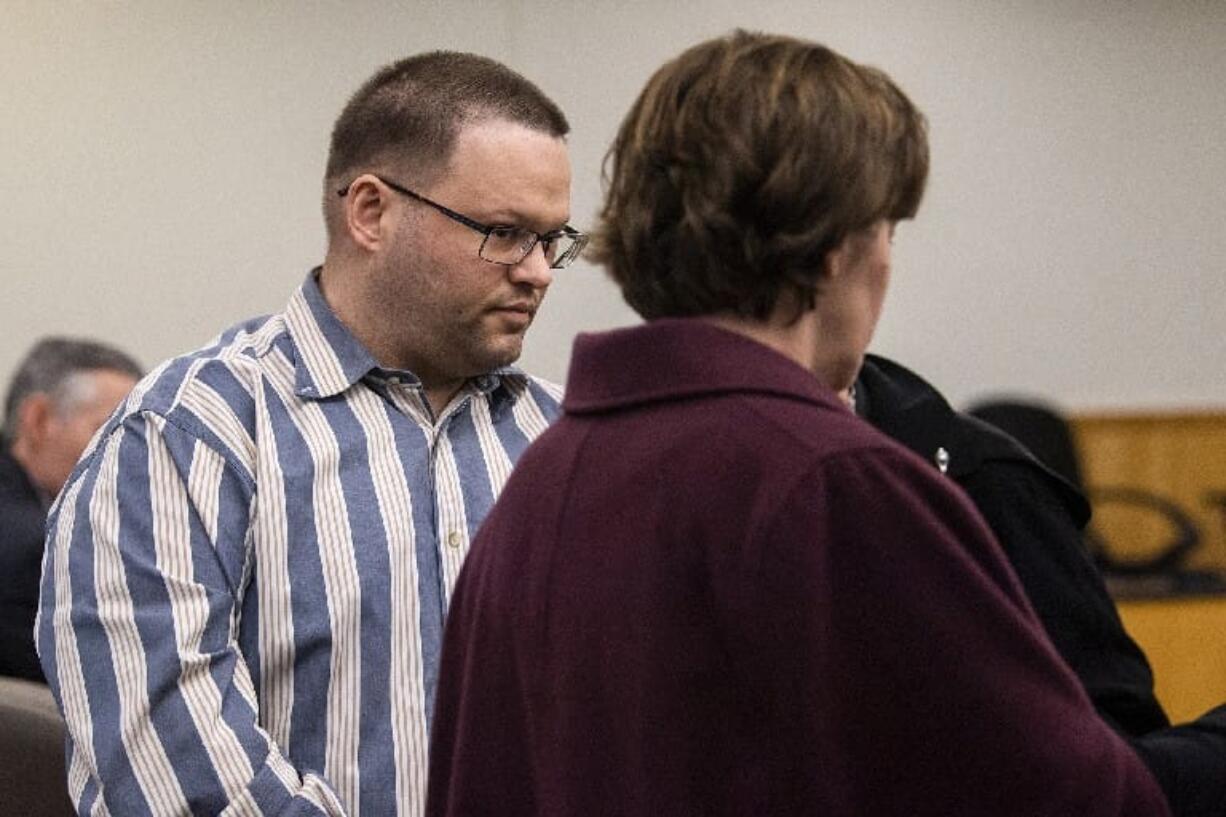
[0,337,140,682]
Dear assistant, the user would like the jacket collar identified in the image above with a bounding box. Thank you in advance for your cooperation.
[854,354,963,470]
[855,353,1089,525]
[562,318,848,416]
[283,268,525,402]
[0,441,47,509]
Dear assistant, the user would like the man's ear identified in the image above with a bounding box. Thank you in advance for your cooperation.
[823,235,852,281]
[14,393,54,446]
[343,174,391,252]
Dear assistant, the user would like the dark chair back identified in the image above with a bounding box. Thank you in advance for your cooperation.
[0,676,75,816]
[964,400,1086,489]
[966,398,1202,578]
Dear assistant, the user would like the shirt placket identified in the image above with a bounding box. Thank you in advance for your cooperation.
[380,380,477,601]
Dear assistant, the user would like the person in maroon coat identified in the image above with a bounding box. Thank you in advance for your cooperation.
[426,30,1170,817]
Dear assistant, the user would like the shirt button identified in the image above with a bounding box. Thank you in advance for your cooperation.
[447,531,462,548]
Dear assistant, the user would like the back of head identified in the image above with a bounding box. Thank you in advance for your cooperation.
[590,30,929,321]
[2,337,143,444]
[322,50,570,237]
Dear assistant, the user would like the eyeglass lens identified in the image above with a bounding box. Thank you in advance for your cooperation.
[481,228,582,269]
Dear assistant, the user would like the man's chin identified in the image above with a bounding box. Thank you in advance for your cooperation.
[470,336,525,375]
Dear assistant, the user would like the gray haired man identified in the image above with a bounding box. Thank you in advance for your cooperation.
[1,337,141,682]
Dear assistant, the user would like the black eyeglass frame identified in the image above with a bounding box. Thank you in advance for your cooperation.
[337,174,587,269]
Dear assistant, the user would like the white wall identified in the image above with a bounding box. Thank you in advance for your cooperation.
[2,0,1223,411]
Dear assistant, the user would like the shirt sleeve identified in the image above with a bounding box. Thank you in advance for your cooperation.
[722,445,1171,817]
[37,411,348,817]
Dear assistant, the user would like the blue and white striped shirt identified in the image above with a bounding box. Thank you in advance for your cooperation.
[36,271,562,816]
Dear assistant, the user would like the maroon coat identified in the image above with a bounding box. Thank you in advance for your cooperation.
[427,319,1169,817]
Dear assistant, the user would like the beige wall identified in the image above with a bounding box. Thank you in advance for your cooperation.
[2,0,1223,411]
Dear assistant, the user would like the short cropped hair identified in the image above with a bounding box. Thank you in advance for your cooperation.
[2,337,143,442]
[323,51,569,231]
[589,30,929,321]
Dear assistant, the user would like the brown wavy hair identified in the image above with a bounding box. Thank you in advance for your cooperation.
[589,30,929,321]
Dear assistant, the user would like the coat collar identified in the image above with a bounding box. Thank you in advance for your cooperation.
[855,354,1089,525]
[562,318,849,416]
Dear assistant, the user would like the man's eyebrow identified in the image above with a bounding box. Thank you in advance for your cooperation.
[482,207,572,231]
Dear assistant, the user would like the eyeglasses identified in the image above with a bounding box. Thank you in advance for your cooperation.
[338,174,588,269]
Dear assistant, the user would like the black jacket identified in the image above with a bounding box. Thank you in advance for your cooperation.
[0,443,48,683]
[856,354,1226,817]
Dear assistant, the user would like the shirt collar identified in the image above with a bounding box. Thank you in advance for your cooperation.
[562,317,846,415]
[282,269,382,399]
[283,268,528,402]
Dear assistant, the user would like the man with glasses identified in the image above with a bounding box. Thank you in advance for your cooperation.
[38,51,583,816]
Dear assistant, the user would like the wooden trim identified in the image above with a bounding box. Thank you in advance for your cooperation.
[1069,412,1226,571]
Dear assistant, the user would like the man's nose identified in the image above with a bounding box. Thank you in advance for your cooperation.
[507,242,554,289]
